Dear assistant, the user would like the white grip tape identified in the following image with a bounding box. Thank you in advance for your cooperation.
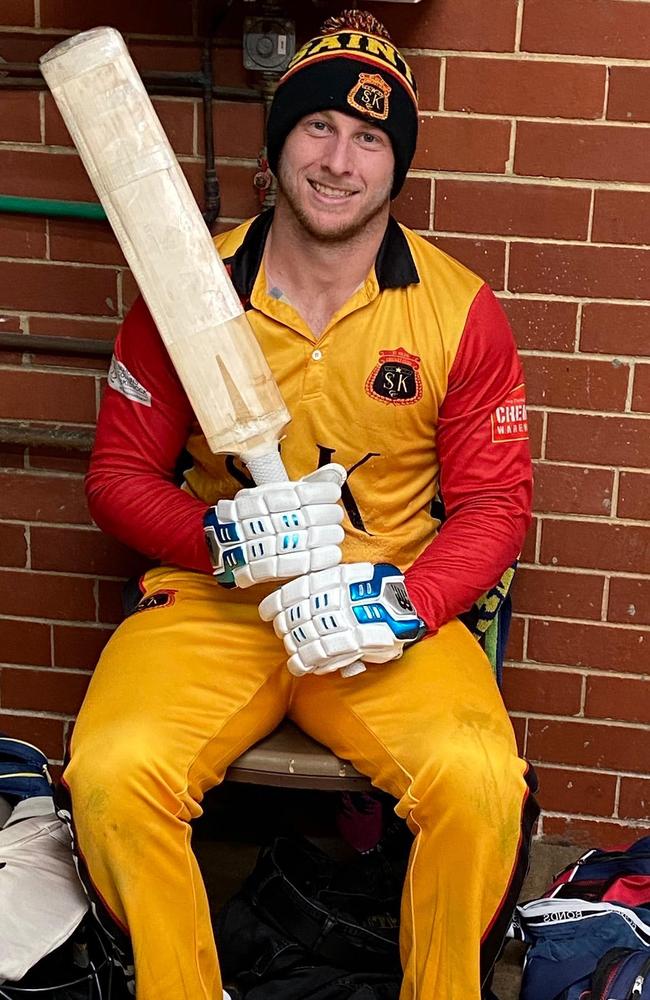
[244,449,289,485]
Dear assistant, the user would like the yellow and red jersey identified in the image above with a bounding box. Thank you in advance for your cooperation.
[86,211,532,632]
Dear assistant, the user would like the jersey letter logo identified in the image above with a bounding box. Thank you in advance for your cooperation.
[347,73,391,120]
[365,347,422,405]
[491,384,529,443]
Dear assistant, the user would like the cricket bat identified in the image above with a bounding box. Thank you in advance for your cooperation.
[40,27,290,486]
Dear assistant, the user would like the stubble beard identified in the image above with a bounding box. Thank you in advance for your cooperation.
[276,161,393,245]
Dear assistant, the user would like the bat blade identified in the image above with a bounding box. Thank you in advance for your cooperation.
[40,27,289,483]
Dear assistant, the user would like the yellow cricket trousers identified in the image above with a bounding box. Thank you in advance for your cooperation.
[63,566,538,1000]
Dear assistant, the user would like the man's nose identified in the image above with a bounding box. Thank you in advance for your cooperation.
[320,135,354,176]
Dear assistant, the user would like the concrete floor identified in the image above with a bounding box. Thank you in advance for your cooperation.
[193,785,584,1000]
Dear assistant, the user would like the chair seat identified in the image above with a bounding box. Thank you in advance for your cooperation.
[225,720,372,791]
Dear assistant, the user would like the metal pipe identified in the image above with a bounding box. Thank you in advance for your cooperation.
[0,422,94,451]
[0,332,113,356]
[0,194,106,220]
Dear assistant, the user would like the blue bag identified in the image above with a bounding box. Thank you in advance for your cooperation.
[0,733,52,802]
[589,947,650,999]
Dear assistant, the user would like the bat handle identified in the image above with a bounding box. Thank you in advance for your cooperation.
[243,447,289,485]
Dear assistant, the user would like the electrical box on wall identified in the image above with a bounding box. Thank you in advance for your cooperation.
[243,16,296,72]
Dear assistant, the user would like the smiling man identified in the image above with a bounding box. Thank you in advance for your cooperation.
[63,9,539,1000]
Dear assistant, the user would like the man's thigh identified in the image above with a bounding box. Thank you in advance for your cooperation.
[288,618,522,808]
[70,566,292,807]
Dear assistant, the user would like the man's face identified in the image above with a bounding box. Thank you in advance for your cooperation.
[276,109,395,243]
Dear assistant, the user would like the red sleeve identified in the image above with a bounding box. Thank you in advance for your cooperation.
[85,296,213,573]
[404,283,532,633]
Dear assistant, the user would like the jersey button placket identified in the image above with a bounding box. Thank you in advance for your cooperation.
[303,343,326,400]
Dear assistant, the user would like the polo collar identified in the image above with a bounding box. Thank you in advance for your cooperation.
[226,209,420,303]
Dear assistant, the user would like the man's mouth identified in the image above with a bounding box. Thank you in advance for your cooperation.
[309,180,356,199]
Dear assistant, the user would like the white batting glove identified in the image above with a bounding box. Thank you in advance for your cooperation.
[258,563,426,677]
[204,464,346,588]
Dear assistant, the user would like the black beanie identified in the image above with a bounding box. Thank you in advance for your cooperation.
[267,11,419,199]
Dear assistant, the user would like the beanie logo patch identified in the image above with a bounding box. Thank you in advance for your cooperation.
[347,72,391,120]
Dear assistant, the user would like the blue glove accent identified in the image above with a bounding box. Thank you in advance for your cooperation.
[349,563,426,644]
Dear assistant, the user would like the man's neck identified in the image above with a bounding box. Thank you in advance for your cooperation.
[263,199,390,333]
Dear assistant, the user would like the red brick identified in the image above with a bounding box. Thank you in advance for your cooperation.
[502,665,583,716]
[97,580,126,625]
[121,270,140,314]
[535,766,617,818]
[619,777,650,821]
[129,40,203,74]
[632,365,650,413]
[0,523,27,568]
[28,315,119,343]
[0,90,40,143]
[528,717,650,774]
[0,471,90,524]
[1,668,89,716]
[0,32,61,61]
[414,116,511,173]
[25,450,90,475]
[206,162,259,221]
[445,58,605,120]
[520,518,538,563]
[515,121,650,184]
[592,190,650,246]
[510,714,527,756]
[372,0,519,51]
[31,526,147,578]
[618,472,650,521]
[202,101,265,160]
[0,370,96,424]
[436,180,590,241]
[52,624,114,670]
[0,569,96,620]
[0,445,25,470]
[541,519,650,574]
[523,355,629,411]
[581,303,650,358]
[0,149,97,202]
[506,614,525,660]
[0,215,47,260]
[0,316,24,334]
[585,675,650,725]
[608,577,650,627]
[500,299,577,353]
[405,56,441,112]
[48,220,126,267]
[0,619,51,667]
[509,242,650,300]
[0,1,35,27]
[0,260,118,315]
[427,237,505,289]
[153,98,196,157]
[392,177,431,232]
[522,0,650,59]
[533,463,614,517]
[528,619,648,674]
[512,567,604,620]
[546,413,650,468]
[0,714,65,760]
[40,0,193,33]
[608,67,650,124]
[542,815,650,849]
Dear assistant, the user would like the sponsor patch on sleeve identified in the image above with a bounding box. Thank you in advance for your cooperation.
[108,356,152,407]
[491,384,529,443]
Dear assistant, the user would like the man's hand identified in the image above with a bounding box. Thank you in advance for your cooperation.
[258,563,426,677]
[204,464,346,588]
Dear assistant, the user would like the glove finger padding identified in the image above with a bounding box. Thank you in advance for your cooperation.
[259,563,426,677]
[204,463,347,588]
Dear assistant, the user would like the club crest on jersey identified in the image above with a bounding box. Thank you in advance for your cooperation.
[347,72,392,120]
[365,348,422,405]
[491,384,529,443]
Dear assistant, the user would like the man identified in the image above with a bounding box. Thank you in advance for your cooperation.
[62,10,538,999]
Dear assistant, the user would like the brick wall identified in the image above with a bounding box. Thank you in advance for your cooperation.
[0,0,648,845]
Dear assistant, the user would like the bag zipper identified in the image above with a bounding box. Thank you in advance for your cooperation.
[631,955,650,998]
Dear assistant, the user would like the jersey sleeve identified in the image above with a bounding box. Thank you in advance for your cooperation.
[404,283,532,634]
[85,296,213,573]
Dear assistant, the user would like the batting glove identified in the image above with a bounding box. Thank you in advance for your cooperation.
[204,464,346,588]
[258,563,426,677]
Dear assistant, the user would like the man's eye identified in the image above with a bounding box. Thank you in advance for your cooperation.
[361,132,380,144]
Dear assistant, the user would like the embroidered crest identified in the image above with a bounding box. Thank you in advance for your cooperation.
[108,356,152,407]
[365,348,422,405]
[347,72,392,120]
[491,384,529,443]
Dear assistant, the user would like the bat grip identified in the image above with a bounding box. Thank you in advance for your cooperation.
[244,448,289,485]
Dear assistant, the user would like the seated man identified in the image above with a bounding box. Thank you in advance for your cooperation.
[61,10,539,999]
